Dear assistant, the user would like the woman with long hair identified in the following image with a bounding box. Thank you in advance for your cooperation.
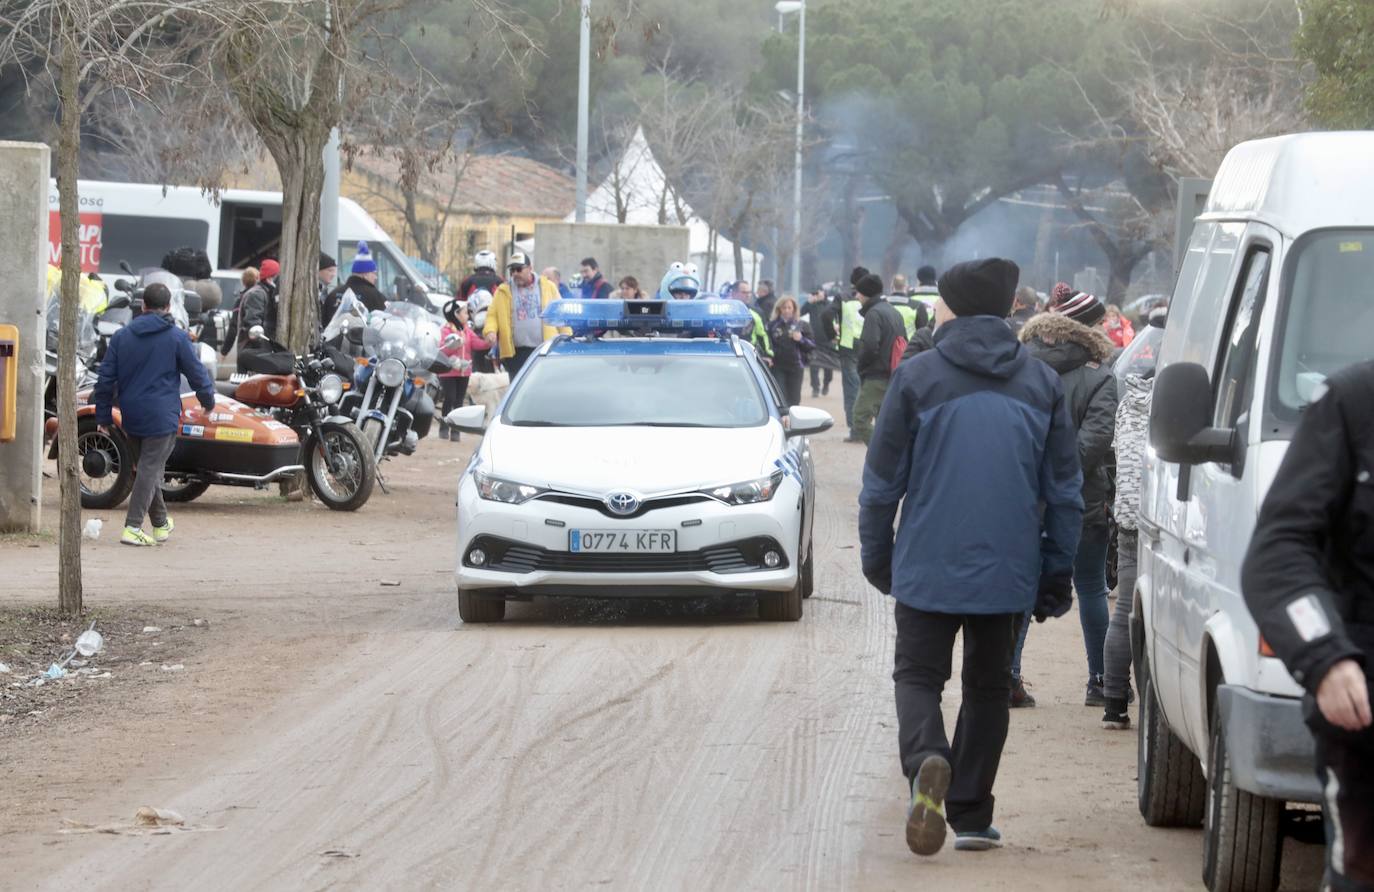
[766,296,813,408]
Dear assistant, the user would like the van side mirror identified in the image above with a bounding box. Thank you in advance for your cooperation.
[1150,362,1235,465]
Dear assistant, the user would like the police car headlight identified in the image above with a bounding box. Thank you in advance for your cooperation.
[377,357,406,388]
[704,469,785,506]
[318,374,344,405]
[475,471,547,504]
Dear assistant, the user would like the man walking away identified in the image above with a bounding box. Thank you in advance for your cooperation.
[484,252,565,377]
[839,270,866,441]
[579,257,613,300]
[1242,363,1374,892]
[801,288,838,398]
[851,272,906,445]
[93,283,215,546]
[910,265,939,315]
[860,258,1082,856]
[460,250,504,300]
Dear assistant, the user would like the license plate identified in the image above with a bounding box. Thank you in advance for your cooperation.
[569,530,676,553]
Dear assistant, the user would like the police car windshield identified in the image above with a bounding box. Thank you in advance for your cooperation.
[504,354,769,428]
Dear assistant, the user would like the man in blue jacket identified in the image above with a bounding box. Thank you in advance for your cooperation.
[93,283,215,547]
[858,258,1083,857]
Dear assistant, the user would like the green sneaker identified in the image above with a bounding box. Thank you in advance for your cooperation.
[152,516,175,543]
[905,754,952,856]
[121,526,156,547]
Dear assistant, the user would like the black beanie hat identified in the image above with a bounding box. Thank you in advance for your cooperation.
[850,266,870,287]
[937,258,1020,318]
[856,273,885,299]
[319,252,337,271]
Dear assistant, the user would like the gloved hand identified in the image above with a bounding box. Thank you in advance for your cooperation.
[864,566,893,595]
[1033,573,1073,623]
[199,393,216,412]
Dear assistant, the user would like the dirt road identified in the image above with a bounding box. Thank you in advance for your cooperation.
[0,390,1321,890]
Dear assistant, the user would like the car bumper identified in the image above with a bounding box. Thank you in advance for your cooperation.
[1216,684,1321,802]
[455,484,802,594]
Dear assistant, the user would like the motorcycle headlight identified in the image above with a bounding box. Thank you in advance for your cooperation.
[474,471,546,504]
[377,357,406,388]
[318,373,344,405]
[703,469,785,506]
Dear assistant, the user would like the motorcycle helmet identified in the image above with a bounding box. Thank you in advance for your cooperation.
[657,265,701,301]
[474,249,497,272]
[468,288,493,330]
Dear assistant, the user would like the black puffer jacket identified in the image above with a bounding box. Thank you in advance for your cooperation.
[1021,313,1119,527]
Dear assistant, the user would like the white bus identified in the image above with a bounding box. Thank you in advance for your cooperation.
[47,179,451,308]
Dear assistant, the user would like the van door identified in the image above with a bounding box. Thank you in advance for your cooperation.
[1149,220,1242,736]
[1173,228,1274,754]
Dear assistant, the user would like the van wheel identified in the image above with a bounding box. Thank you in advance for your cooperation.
[1138,670,1206,827]
[1203,698,1283,892]
[457,588,505,623]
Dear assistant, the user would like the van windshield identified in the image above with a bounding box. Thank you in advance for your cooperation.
[1272,229,1374,418]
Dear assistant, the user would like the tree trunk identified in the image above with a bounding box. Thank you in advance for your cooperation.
[839,175,864,281]
[265,131,328,353]
[1106,247,1149,304]
[881,216,909,285]
[56,17,83,616]
[732,232,744,283]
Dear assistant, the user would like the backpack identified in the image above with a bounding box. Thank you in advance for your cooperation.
[889,335,908,372]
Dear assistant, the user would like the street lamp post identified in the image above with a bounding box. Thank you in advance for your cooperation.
[576,0,591,223]
[776,1,804,296]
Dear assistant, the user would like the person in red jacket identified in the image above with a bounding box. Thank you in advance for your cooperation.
[437,300,490,441]
[1102,303,1134,348]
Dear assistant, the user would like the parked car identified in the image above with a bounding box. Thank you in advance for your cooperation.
[1134,131,1374,892]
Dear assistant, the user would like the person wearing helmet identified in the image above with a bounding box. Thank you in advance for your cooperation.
[460,249,504,301]
[656,263,701,301]
[466,288,498,373]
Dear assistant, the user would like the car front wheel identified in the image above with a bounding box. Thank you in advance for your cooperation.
[458,588,506,623]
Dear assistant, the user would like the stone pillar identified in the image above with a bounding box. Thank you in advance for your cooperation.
[0,141,50,532]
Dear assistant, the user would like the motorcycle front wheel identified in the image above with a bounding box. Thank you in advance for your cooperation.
[304,422,376,511]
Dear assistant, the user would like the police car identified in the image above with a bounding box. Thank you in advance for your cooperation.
[446,298,832,623]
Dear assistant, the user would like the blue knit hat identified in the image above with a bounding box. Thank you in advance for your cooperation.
[351,241,377,276]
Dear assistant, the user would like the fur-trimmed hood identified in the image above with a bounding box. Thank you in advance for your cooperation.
[1018,312,1116,370]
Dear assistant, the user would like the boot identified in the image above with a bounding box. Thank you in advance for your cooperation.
[438,423,450,440]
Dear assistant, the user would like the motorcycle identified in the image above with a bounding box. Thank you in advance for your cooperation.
[323,295,460,467]
[217,334,377,511]
[44,287,308,510]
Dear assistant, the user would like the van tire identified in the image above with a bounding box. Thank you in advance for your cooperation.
[457,588,505,623]
[1203,699,1283,892]
[1138,671,1206,827]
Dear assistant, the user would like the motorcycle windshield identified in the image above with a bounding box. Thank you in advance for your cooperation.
[322,290,371,343]
[44,292,97,363]
[369,303,444,373]
[141,269,191,331]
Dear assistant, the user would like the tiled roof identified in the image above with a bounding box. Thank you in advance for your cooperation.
[351,152,575,218]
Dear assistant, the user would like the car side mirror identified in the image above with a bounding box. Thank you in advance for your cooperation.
[786,405,834,438]
[445,404,487,435]
[1150,362,1235,465]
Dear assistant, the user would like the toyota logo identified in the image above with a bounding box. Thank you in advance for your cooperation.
[605,492,640,515]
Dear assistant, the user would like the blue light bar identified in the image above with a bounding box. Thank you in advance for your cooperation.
[542,299,753,335]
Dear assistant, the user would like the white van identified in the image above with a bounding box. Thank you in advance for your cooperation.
[1135,132,1374,892]
[46,179,451,308]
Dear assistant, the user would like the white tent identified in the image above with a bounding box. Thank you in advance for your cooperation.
[563,126,764,290]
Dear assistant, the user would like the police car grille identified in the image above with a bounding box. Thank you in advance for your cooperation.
[537,493,713,519]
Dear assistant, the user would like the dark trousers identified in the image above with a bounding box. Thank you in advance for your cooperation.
[440,376,470,415]
[1316,722,1374,890]
[839,349,860,430]
[809,365,833,394]
[505,346,536,377]
[894,602,1020,832]
[774,365,804,409]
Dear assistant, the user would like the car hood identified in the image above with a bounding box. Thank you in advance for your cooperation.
[481,422,785,494]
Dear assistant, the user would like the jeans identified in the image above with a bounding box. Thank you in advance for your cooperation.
[1010,607,1033,682]
[839,349,860,430]
[809,365,833,395]
[1076,522,1111,680]
[894,603,1020,832]
[1103,528,1138,701]
[125,433,177,529]
[852,377,889,444]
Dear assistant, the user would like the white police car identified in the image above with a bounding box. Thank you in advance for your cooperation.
[446,298,832,623]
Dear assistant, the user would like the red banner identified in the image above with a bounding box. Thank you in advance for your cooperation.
[47,211,103,273]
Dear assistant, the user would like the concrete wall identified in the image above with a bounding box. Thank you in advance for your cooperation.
[534,223,690,296]
[0,142,49,532]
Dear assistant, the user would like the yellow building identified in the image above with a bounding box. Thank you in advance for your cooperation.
[345,153,575,284]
